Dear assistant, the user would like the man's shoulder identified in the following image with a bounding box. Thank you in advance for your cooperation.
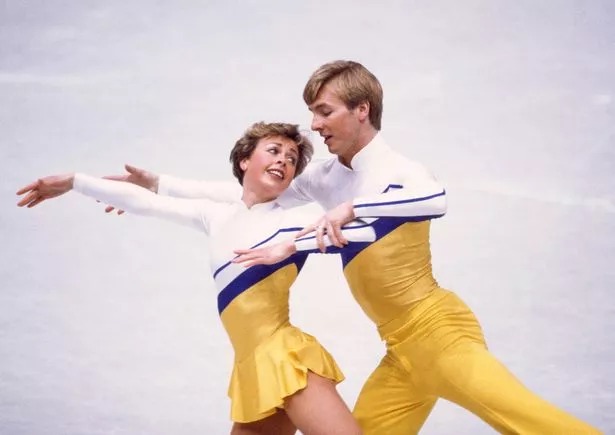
[366,143,434,181]
[382,142,428,166]
[368,143,414,166]
[298,157,338,179]
[307,157,338,171]
[284,157,339,205]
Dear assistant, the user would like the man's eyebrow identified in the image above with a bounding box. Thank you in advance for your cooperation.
[309,102,329,111]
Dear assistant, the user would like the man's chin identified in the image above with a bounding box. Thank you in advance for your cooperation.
[327,146,343,157]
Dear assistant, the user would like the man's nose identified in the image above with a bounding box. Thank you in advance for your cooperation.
[311,116,322,131]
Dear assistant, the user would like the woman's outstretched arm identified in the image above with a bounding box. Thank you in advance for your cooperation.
[17,173,227,234]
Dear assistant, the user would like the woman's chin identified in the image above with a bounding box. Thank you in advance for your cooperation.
[263,177,291,193]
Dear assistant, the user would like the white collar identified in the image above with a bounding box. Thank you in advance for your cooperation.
[337,134,390,171]
[240,199,280,212]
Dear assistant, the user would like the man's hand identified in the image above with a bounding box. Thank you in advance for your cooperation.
[102,164,159,214]
[232,239,297,268]
[295,201,355,252]
[16,174,74,208]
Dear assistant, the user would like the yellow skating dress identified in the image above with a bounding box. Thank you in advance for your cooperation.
[73,173,375,423]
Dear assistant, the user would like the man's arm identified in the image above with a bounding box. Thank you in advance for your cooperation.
[104,164,241,200]
[102,164,242,214]
[104,163,318,213]
[297,159,447,251]
[276,173,316,209]
[158,174,242,201]
[352,161,446,219]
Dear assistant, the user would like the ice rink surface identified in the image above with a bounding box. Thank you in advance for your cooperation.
[1,1,613,433]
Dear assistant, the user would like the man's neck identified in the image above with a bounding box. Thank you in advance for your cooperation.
[338,128,378,168]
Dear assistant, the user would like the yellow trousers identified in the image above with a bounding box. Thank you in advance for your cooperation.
[353,288,601,434]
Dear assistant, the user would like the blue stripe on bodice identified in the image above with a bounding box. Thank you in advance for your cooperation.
[217,253,308,314]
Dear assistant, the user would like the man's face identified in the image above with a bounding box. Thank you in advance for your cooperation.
[308,83,365,164]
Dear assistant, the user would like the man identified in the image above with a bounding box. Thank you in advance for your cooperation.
[107,61,600,434]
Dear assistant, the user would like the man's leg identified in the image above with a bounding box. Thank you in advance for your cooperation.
[431,342,602,434]
[400,289,601,434]
[386,288,601,434]
[353,352,437,435]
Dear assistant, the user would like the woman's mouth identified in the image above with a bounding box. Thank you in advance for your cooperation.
[266,168,285,180]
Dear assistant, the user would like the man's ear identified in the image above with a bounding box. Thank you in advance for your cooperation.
[357,101,370,123]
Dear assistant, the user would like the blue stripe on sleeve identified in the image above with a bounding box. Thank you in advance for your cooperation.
[382,184,403,193]
[354,190,446,210]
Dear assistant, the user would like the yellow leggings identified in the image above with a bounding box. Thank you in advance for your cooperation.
[353,288,601,434]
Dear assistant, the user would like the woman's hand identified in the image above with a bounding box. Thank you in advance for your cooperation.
[295,201,355,252]
[232,239,297,268]
[16,173,75,208]
[102,164,160,214]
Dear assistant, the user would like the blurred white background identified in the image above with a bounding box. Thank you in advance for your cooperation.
[1,1,613,433]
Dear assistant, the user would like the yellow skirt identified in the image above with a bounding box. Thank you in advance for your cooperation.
[227,325,345,423]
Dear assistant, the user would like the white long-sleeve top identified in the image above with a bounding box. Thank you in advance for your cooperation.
[158,134,446,219]
[154,135,448,329]
[72,173,375,314]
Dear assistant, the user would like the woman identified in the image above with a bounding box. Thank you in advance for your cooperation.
[16,122,371,435]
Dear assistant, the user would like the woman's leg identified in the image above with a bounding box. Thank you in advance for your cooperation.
[231,409,296,435]
[284,371,362,435]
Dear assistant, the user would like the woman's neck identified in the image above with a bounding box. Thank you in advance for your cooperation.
[241,188,276,209]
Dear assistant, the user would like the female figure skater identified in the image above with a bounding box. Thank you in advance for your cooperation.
[16,122,371,435]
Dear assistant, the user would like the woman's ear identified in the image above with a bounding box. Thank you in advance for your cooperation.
[240,158,248,171]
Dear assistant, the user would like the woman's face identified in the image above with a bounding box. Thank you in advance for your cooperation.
[240,135,300,199]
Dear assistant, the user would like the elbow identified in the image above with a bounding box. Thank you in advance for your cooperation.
[437,190,448,216]
[347,229,377,243]
[427,189,447,220]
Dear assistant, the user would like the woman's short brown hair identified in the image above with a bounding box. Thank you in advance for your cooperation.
[303,60,383,130]
[229,122,314,185]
